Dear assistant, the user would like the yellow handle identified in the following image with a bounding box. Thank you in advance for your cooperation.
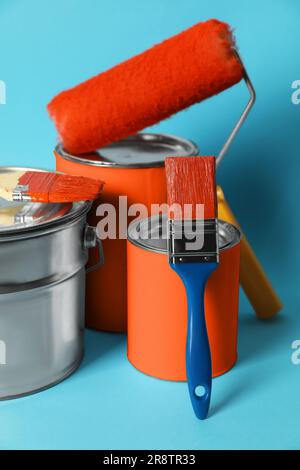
[217,186,282,319]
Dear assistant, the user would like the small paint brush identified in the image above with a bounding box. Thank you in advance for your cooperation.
[0,170,104,203]
[165,156,218,420]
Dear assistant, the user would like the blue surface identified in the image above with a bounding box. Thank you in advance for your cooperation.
[0,0,300,450]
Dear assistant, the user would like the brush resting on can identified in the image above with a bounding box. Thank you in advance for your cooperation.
[166,156,218,420]
[0,169,104,203]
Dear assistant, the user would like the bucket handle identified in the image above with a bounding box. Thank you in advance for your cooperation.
[83,225,104,273]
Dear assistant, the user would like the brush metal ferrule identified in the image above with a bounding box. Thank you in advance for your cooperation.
[12,185,31,202]
[168,218,219,264]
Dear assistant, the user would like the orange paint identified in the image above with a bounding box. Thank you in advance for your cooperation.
[127,226,240,380]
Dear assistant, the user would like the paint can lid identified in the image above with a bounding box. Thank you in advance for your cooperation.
[128,214,241,253]
[55,133,199,169]
[0,167,90,238]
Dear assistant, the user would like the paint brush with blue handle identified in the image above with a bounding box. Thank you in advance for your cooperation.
[165,156,219,420]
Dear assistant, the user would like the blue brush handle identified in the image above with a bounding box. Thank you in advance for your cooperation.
[171,262,217,420]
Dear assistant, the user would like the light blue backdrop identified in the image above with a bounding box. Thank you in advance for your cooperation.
[0,0,299,450]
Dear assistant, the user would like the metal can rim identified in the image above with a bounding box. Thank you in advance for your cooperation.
[127,215,241,254]
[55,133,199,169]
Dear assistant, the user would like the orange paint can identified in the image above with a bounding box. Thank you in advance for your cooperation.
[127,215,241,380]
[55,133,198,332]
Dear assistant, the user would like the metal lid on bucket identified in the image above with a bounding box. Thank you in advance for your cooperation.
[128,214,241,254]
[56,133,198,169]
[0,167,91,238]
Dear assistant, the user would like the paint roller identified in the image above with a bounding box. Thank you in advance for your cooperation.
[48,18,282,318]
[47,19,244,155]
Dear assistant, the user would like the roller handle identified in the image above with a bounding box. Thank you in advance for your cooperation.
[171,262,217,420]
[217,186,282,319]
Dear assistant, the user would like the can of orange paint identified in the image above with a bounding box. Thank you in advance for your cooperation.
[55,133,198,332]
[127,215,241,380]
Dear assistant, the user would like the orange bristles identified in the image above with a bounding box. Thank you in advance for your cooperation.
[0,171,105,203]
[165,156,217,220]
[18,171,104,202]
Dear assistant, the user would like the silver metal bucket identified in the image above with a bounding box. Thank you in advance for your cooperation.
[0,168,103,399]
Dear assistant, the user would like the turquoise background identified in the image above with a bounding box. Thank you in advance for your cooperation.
[0,0,300,450]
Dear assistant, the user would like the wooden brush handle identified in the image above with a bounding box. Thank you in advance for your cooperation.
[217,186,282,319]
